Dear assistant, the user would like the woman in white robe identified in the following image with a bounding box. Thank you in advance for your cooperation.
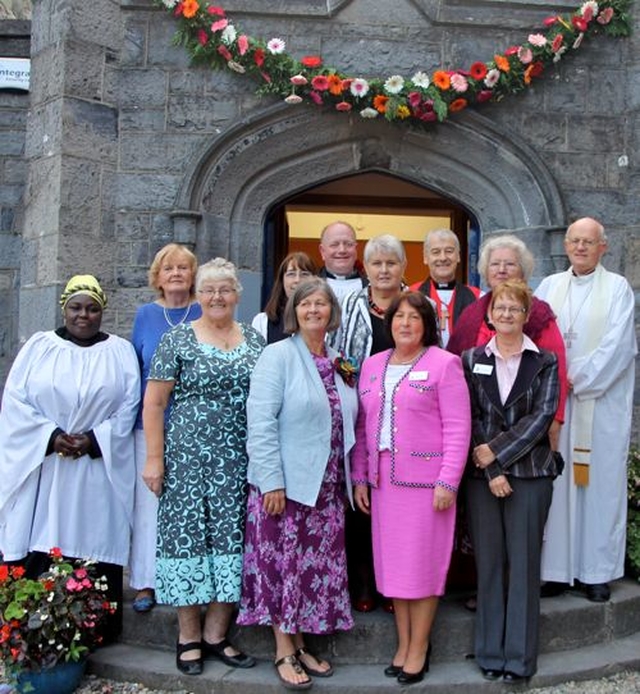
[0,274,140,640]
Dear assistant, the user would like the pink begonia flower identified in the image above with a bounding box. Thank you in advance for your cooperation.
[311,75,329,91]
[505,46,519,56]
[207,6,225,15]
[308,90,323,105]
[285,94,303,104]
[350,78,370,97]
[597,7,614,24]
[518,47,533,64]
[551,34,564,53]
[210,18,228,32]
[407,91,422,108]
[290,74,308,86]
[484,68,501,88]
[237,35,249,55]
[420,111,437,122]
[267,38,286,55]
[75,568,88,579]
[528,33,547,47]
[543,16,559,27]
[335,101,352,111]
[450,73,468,92]
[477,90,494,103]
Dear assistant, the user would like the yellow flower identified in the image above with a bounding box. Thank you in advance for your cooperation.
[396,105,411,119]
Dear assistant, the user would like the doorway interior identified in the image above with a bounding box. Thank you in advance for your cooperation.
[261,172,479,307]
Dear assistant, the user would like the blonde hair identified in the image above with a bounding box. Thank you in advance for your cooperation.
[148,243,198,297]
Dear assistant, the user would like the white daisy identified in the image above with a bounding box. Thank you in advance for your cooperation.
[221,24,237,45]
[350,78,370,97]
[411,71,431,89]
[484,68,501,88]
[267,38,286,55]
[384,75,405,95]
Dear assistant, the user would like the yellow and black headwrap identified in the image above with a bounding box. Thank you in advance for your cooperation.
[59,275,108,311]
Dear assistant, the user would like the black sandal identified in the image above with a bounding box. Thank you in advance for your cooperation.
[176,640,203,676]
[202,637,256,668]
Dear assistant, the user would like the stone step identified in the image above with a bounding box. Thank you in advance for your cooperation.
[120,579,640,665]
[88,630,640,694]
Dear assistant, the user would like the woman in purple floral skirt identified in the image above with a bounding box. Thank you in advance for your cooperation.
[238,278,359,691]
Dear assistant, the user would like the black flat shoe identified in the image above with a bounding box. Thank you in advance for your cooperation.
[202,637,256,668]
[503,671,528,683]
[540,581,570,598]
[585,582,610,602]
[384,663,402,677]
[176,640,203,676]
[480,667,503,680]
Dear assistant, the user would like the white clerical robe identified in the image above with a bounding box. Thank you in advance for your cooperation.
[0,331,140,566]
[535,266,636,584]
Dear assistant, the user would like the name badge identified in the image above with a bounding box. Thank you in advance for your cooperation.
[473,363,494,375]
[409,370,429,381]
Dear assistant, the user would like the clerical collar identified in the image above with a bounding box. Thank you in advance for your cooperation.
[434,279,456,290]
[321,267,362,281]
[571,266,597,277]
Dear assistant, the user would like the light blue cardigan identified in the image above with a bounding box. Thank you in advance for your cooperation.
[246,333,358,508]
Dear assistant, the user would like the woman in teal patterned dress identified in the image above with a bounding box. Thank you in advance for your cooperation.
[143,258,264,676]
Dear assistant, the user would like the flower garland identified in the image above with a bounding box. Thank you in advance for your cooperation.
[158,0,631,126]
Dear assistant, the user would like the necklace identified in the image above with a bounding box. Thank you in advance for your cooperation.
[563,278,594,348]
[391,347,427,365]
[368,286,392,317]
[163,303,191,328]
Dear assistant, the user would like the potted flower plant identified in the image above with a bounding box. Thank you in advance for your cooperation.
[0,548,114,694]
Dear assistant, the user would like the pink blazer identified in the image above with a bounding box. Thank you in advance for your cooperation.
[351,347,471,491]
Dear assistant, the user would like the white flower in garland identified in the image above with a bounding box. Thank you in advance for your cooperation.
[580,1,599,16]
[384,75,404,95]
[221,24,237,45]
[267,38,286,55]
[350,78,370,97]
[528,33,547,47]
[161,0,178,6]
[360,107,379,119]
[484,68,500,88]
[411,71,430,89]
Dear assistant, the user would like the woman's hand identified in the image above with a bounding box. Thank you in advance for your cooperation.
[433,486,456,511]
[489,474,513,498]
[262,489,286,515]
[143,457,165,497]
[548,420,561,452]
[354,484,370,515]
[472,443,496,469]
[53,433,85,458]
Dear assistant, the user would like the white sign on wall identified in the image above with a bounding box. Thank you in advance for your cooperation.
[0,57,30,91]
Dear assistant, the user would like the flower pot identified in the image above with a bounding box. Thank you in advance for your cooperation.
[15,659,86,694]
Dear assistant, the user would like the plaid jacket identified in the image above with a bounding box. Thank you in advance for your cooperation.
[462,345,560,480]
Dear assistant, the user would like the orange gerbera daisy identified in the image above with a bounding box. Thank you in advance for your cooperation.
[449,98,468,112]
[182,0,199,19]
[494,54,510,72]
[373,95,389,113]
[432,71,451,90]
[327,74,343,96]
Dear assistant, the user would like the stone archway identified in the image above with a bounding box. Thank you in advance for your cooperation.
[170,102,565,282]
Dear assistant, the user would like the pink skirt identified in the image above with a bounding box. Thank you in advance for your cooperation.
[370,451,456,599]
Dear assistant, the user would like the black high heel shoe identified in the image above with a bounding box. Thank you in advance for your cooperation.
[176,640,203,676]
[396,643,432,685]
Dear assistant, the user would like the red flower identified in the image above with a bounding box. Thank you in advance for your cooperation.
[308,90,323,105]
[407,91,422,108]
[253,48,265,68]
[597,7,614,24]
[10,566,25,579]
[582,5,594,22]
[449,98,468,112]
[217,44,232,61]
[49,547,63,559]
[477,89,493,103]
[207,5,225,15]
[311,75,329,91]
[301,55,323,68]
[173,1,184,17]
[469,61,488,80]
[0,565,8,581]
[197,28,208,46]
[504,45,519,56]
[551,34,564,53]
[543,15,559,27]
[572,16,588,32]
[237,35,249,56]
[335,101,352,112]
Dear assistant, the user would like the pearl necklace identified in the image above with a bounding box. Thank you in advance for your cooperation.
[163,303,191,328]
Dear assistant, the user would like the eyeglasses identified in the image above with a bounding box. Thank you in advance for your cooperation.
[284,270,313,279]
[489,261,519,271]
[324,241,357,250]
[198,287,236,297]
[566,237,600,248]
[492,305,526,316]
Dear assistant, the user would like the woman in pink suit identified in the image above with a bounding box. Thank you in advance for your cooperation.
[352,291,471,685]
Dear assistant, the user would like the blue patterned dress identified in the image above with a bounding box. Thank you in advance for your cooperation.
[149,322,264,606]
[238,354,354,634]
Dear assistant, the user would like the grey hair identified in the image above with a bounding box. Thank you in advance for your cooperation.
[283,277,341,334]
[477,234,534,284]
[196,257,243,295]
[363,234,406,264]
[424,228,460,254]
